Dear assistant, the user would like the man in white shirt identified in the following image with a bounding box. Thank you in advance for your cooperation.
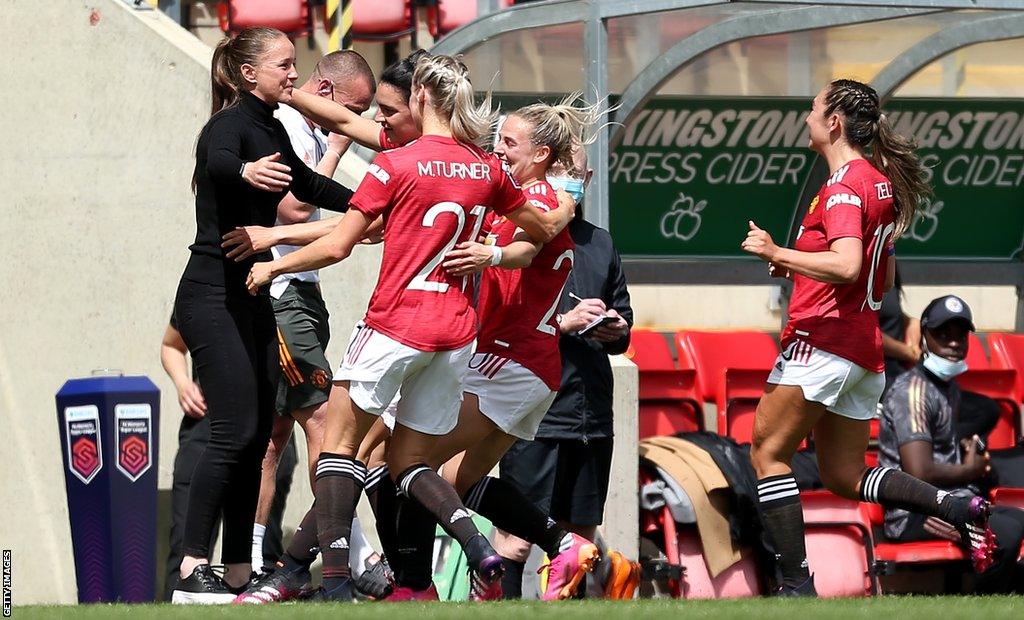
[248,51,375,576]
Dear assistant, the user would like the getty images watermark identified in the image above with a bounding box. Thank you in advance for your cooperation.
[3,549,10,617]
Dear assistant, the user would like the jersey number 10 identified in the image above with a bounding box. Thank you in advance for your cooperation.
[862,222,896,312]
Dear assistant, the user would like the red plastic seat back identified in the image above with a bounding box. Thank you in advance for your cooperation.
[638,401,701,439]
[989,332,1024,401]
[352,0,413,40]
[958,368,1020,449]
[626,330,676,371]
[721,369,770,443]
[630,330,703,437]
[965,332,989,370]
[800,490,876,596]
[675,330,779,406]
[220,0,308,34]
[864,501,884,526]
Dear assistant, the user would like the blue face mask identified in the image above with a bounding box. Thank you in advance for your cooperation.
[547,175,585,203]
[922,352,968,381]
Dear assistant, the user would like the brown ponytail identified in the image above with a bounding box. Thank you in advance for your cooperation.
[824,79,932,238]
[870,115,932,237]
[209,27,285,116]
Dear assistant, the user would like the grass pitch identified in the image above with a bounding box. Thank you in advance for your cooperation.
[15,597,1024,620]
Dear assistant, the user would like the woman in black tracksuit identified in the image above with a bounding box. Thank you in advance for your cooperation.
[171,27,352,603]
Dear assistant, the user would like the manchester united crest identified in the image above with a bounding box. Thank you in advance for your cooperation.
[807,195,820,215]
[310,368,330,389]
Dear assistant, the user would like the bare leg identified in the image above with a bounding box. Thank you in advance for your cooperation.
[254,415,296,526]
[813,412,871,499]
[748,383,824,592]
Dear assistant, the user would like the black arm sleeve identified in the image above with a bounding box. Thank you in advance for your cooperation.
[275,122,353,212]
[599,237,633,355]
[205,115,246,183]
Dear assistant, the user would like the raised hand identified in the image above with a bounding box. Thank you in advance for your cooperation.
[741,220,778,262]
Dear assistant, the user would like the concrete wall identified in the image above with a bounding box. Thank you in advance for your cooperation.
[602,357,639,560]
[0,1,379,604]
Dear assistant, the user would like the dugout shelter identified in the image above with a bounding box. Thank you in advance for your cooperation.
[433,0,1024,331]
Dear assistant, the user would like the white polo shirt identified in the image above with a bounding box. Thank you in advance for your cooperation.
[270,103,328,299]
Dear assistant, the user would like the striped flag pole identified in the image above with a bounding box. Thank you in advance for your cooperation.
[327,0,354,51]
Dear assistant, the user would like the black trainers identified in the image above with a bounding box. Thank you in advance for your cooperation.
[233,565,314,604]
[775,574,817,597]
[953,495,997,573]
[172,564,237,605]
[354,554,394,600]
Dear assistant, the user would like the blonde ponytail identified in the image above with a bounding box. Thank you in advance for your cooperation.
[412,55,497,148]
[512,92,603,169]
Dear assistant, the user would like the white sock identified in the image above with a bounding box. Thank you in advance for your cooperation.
[251,523,267,574]
[348,517,375,577]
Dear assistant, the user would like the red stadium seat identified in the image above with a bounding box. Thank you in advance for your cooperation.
[957,368,1020,449]
[427,0,513,38]
[638,465,762,599]
[864,502,966,566]
[351,0,415,42]
[988,332,1024,403]
[721,368,769,444]
[800,490,877,596]
[675,330,778,406]
[627,330,702,437]
[674,527,763,599]
[627,330,675,370]
[219,0,312,37]
[991,486,1024,511]
[966,332,989,370]
[990,487,1024,560]
[675,331,778,441]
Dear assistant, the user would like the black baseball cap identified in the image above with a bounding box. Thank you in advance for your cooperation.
[921,295,975,332]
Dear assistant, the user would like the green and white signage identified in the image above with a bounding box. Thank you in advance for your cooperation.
[609,96,1024,261]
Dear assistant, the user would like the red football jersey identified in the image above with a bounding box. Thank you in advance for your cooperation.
[476,180,575,389]
[781,158,897,372]
[378,126,401,151]
[350,135,527,351]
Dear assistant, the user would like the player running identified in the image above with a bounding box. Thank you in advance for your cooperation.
[245,54,576,601]
[741,79,995,596]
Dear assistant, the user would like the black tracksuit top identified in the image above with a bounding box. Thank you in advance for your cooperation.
[182,91,352,291]
[535,216,634,441]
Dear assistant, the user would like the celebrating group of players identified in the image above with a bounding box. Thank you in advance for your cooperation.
[170,21,999,605]
[171,25,620,605]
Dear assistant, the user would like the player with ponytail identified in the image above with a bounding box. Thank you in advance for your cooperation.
[740,78,993,596]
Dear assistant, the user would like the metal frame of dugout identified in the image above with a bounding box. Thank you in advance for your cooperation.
[429,1,1024,330]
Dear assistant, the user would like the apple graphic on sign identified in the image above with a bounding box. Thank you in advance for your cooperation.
[660,192,708,242]
[906,198,943,242]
